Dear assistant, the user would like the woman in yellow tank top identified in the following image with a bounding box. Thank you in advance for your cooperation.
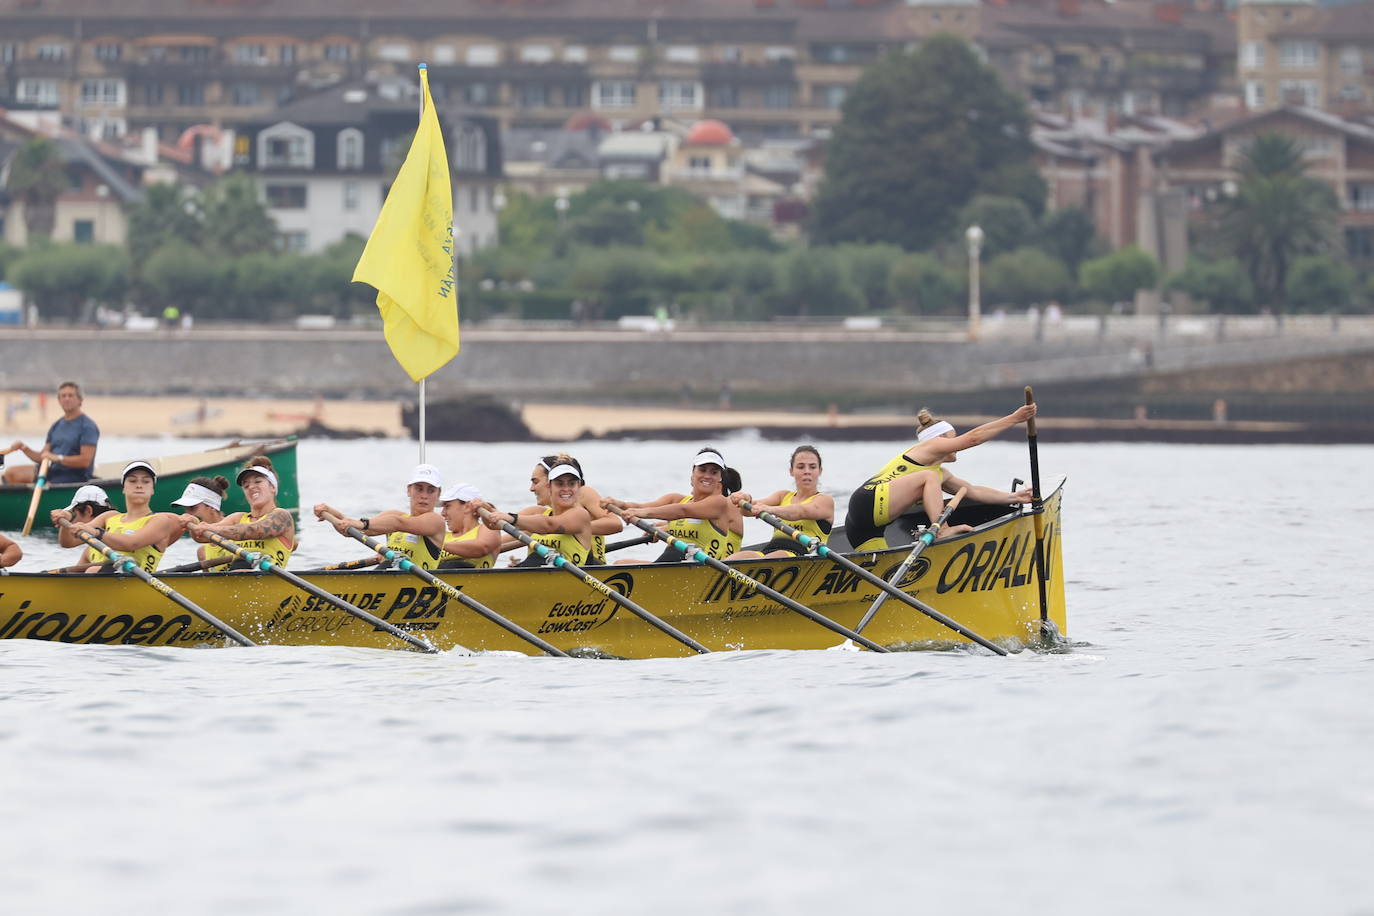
[499,454,622,565]
[48,484,114,572]
[485,456,595,567]
[603,447,744,563]
[182,456,295,569]
[170,475,232,570]
[55,461,183,574]
[728,445,835,559]
[843,404,1038,553]
[436,483,501,569]
[313,464,447,570]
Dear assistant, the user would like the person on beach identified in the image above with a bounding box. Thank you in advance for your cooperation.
[727,445,833,559]
[844,405,1037,552]
[170,476,232,570]
[603,447,743,563]
[483,456,597,567]
[4,381,100,485]
[436,483,502,569]
[499,454,622,565]
[0,532,22,570]
[46,485,113,572]
[182,456,294,569]
[313,464,447,569]
[53,462,183,574]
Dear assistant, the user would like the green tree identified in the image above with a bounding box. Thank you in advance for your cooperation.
[776,247,863,316]
[8,243,128,321]
[984,247,1072,308]
[126,182,202,269]
[4,138,68,241]
[1285,255,1356,313]
[838,243,902,311]
[810,35,1037,250]
[1079,246,1159,305]
[888,252,962,315]
[567,199,645,248]
[1219,134,1339,311]
[199,173,279,256]
[958,195,1035,259]
[1036,208,1098,274]
[0,242,23,281]
[1166,257,1255,313]
[142,241,217,316]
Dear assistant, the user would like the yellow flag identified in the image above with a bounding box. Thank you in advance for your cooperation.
[353,65,459,382]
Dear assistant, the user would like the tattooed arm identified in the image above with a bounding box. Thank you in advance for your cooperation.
[204,507,296,544]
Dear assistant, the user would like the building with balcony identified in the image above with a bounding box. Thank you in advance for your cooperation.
[1236,0,1374,114]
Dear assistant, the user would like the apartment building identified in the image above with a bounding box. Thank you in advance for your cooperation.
[1236,0,1374,114]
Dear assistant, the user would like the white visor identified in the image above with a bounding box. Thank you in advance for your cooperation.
[171,482,222,511]
[546,463,582,482]
[237,466,278,492]
[65,484,112,511]
[917,421,955,442]
[693,450,725,468]
[122,460,157,481]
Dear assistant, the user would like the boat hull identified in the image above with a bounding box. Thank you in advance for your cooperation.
[0,485,1066,656]
[0,439,299,531]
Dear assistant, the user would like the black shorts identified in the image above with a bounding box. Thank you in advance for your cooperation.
[844,486,888,551]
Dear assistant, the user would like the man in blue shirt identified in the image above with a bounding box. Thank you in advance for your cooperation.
[4,381,100,485]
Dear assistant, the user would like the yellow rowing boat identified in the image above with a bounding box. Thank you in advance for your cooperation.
[0,485,1066,657]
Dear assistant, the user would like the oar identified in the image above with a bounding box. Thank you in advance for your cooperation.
[605,505,890,653]
[320,511,568,658]
[317,556,384,572]
[57,519,255,647]
[852,487,969,634]
[162,556,235,574]
[1024,386,1051,638]
[479,507,710,655]
[186,522,437,654]
[20,457,50,536]
[606,534,653,553]
[740,491,1007,655]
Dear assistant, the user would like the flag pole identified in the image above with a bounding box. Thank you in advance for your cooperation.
[419,378,426,463]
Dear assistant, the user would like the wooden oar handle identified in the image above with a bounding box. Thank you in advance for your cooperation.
[1024,386,1038,436]
[946,486,969,512]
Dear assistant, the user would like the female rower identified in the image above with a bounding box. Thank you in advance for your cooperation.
[169,475,231,570]
[182,456,294,569]
[55,461,183,574]
[844,404,1037,552]
[727,445,833,559]
[47,485,113,572]
[436,483,501,569]
[313,464,447,569]
[603,446,743,562]
[505,454,622,564]
[483,456,595,567]
[0,532,22,570]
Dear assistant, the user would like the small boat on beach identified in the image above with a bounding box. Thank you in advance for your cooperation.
[0,483,1065,657]
[0,438,299,532]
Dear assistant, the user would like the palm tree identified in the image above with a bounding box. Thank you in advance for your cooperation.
[198,173,279,256]
[3,138,68,241]
[1219,134,1338,312]
[126,182,203,269]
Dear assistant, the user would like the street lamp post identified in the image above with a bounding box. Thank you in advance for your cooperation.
[966,224,984,341]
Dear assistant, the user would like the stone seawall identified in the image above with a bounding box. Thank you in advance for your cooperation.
[2,325,1372,403]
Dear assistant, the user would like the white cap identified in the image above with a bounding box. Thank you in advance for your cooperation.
[407,464,443,488]
[693,450,726,468]
[171,482,223,511]
[237,465,278,492]
[122,460,157,480]
[441,483,482,503]
[917,420,955,442]
[65,485,112,511]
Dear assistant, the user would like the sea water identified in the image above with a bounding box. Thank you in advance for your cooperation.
[3,437,1372,915]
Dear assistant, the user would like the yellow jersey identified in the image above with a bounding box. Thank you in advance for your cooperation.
[777,491,831,545]
[384,515,443,570]
[86,513,165,572]
[439,526,496,570]
[227,510,294,568]
[530,508,591,566]
[665,497,741,560]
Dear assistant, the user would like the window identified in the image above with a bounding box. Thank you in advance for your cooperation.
[177,82,204,106]
[1240,41,1265,69]
[0,44,16,63]
[517,83,547,107]
[718,46,741,63]
[179,46,210,63]
[764,84,794,109]
[324,43,353,62]
[452,123,488,172]
[80,79,125,106]
[688,155,711,173]
[466,45,499,66]
[377,43,411,62]
[17,79,60,106]
[521,44,553,63]
[343,181,361,211]
[1279,79,1319,106]
[265,184,307,209]
[73,221,95,244]
[1279,40,1317,70]
[764,46,795,63]
[1340,46,1362,74]
[280,44,298,64]
[260,124,314,168]
[230,83,261,105]
[94,43,122,62]
[338,128,364,169]
[464,82,495,105]
[813,44,850,64]
[36,43,68,61]
[609,45,639,63]
[1349,185,1374,212]
[816,85,847,109]
[563,84,586,107]
[712,85,739,108]
[666,45,699,63]
[563,45,587,63]
[142,83,164,105]
[234,44,266,64]
[593,80,636,109]
[280,231,308,252]
[1338,85,1364,102]
[432,44,456,64]
[659,80,702,111]
[1244,80,1266,109]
